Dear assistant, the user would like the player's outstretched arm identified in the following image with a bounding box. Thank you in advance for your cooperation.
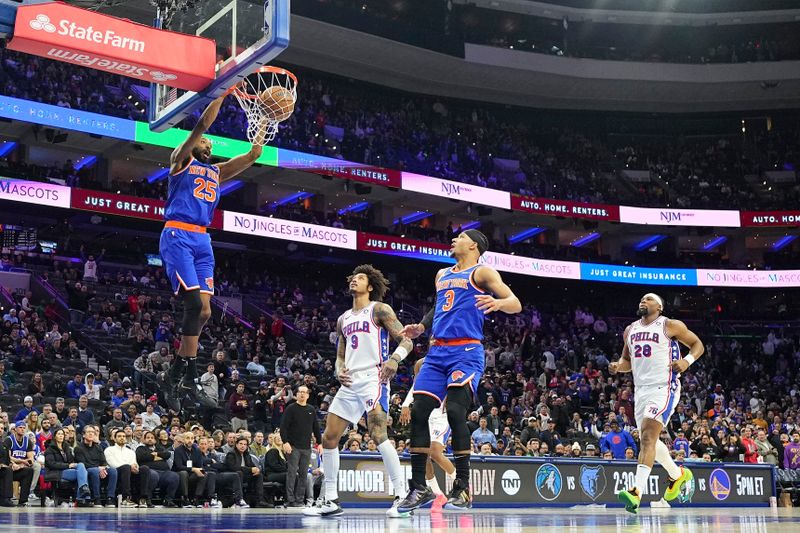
[376,303,413,383]
[170,95,226,172]
[473,267,522,315]
[609,326,632,375]
[400,268,447,338]
[667,319,705,373]
[218,118,270,181]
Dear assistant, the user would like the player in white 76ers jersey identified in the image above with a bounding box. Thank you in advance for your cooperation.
[310,265,413,519]
[610,293,704,514]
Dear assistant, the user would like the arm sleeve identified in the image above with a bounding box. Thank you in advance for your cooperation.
[313,417,322,446]
[420,296,436,331]
[401,384,415,408]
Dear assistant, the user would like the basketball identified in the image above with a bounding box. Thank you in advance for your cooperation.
[258,85,295,122]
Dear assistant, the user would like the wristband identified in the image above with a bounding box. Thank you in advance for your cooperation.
[684,354,696,366]
[391,346,409,362]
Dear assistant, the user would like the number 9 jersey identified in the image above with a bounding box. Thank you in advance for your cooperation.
[159,157,220,295]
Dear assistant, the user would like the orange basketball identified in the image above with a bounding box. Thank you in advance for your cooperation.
[259,86,295,122]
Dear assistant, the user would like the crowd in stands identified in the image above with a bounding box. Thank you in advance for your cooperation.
[3,242,800,507]
[2,49,799,213]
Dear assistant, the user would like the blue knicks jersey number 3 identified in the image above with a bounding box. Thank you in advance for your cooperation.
[193,178,218,202]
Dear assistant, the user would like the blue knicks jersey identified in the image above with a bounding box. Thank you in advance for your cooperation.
[432,265,486,340]
[164,157,221,227]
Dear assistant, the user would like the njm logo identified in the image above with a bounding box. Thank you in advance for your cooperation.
[441,182,470,196]
[659,211,687,222]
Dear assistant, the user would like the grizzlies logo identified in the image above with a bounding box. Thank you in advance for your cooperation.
[579,464,607,501]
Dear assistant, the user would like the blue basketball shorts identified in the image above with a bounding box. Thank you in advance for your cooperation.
[159,226,214,295]
[413,342,484,404]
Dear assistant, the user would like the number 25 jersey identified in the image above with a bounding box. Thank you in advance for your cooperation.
[626,315,681,387]
[164,157,220,227]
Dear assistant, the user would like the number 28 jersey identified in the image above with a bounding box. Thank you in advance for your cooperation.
[164,157,220,227]
[626,315,681,387]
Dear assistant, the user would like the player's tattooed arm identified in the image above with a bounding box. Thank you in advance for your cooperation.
[609,326,632,375]
[335,316,352,387]
[376,303,413,382]
[217,144,263,181]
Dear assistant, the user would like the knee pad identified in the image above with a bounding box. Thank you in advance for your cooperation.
[181,290,203,336]
[446,387,472,451]
[410,394,439,447]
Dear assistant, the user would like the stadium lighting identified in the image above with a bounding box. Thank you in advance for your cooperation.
[702,236,728,251]
[220,180,244,196]
[338,201,370,215]
[572,232,601,247]
[772,235,797,251]
[146,168,170,183]
[271,191,314,208]
[634,235,667,251]
[508,227,545,244]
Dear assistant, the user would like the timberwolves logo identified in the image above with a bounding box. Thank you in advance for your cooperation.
[709,468,731,501]
[579,465,606,501]
[535,463,562,501]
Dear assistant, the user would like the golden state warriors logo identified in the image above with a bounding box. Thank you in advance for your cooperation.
[709,468,731,501]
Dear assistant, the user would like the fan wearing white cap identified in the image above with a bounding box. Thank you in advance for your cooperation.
[609,292,705,514]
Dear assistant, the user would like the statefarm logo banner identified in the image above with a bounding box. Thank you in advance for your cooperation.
[9,2,215,91]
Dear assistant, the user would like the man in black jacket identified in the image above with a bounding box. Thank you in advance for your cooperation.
[171,431,212,506]
[280,385,321,507]
[73,426,117,506]
[198,436,248,508]
[224,436,263,506]
[135,431,180,507]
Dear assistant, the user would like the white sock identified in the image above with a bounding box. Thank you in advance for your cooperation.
[322,447,340,501]
[655,439,683,480]
[378,440,406,497]
[634,464,652,496]
[427,476,442,495]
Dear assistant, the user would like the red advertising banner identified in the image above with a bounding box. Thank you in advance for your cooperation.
[71,188,223,229]
[511,194,620,222]
[357,232,453,262]
[740,211,800,227]
[9,2,215,91]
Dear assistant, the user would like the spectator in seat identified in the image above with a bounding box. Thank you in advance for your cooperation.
[74,426,118,507]
[740,426,759,464]
[599,420,635,460]
[755,429,779,465]
[717,434,745,462]
[2,422,36,507]
[14,396,38,423]
[197,436,246,508]
[104,408,126,440]
[199,363,219,429]
[135,431,180,507]
[84,373,102,400]
[105,428,155,507]
[44,427,91,504]
[225,435,264,507]
[228,382,250,433]
[784,432,800,470]
[471,417,497,450]
[66,373,86,399]
[172,432,210,507]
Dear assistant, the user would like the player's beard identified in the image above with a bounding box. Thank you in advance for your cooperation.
[636,306,648,317]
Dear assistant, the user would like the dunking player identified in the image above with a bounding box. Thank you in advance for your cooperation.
[611,293,704,513]
[310,265,413,518]
[400,357,456,509]
[160,95,266,411]
[397,230,521,511]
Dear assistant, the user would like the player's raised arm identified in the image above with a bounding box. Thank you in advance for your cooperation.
[666,319,705,373]
[376,303,413,382]
[472,267,522,315]
[609,325,633,375]
[217,118,268,181]
[170,95,226,173]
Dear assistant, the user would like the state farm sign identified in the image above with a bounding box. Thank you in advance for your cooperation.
[9,2,215,91]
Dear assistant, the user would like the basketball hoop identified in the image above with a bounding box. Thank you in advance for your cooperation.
[228,66,297,146]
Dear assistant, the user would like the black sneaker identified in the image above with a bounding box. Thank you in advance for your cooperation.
[396,480,435,513]
[79,484,91,499]
[160,374,182,412]
[186,383,217,408]
[444,479,472,510]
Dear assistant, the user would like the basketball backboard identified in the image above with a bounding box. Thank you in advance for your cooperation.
[148,0,290,132]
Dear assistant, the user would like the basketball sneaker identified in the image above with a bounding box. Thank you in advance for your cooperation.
[319,499,344,517]
[386,496,412,518]
[180,380,217,409]
[443,479,472,510]
[664,467,693,502]
[397,480,435,513]
[618,488,640,514]
[431,493,448,510]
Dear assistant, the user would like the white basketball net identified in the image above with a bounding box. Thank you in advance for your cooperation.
[231,67,297,146]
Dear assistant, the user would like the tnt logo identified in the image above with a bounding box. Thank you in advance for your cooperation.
[30,14,56,33]
[151,71,178,82]
[501,469,521,496]
[451,370,465,381]
[204,277,214,290]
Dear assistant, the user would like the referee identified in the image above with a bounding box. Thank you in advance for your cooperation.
[280,385,322,507]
